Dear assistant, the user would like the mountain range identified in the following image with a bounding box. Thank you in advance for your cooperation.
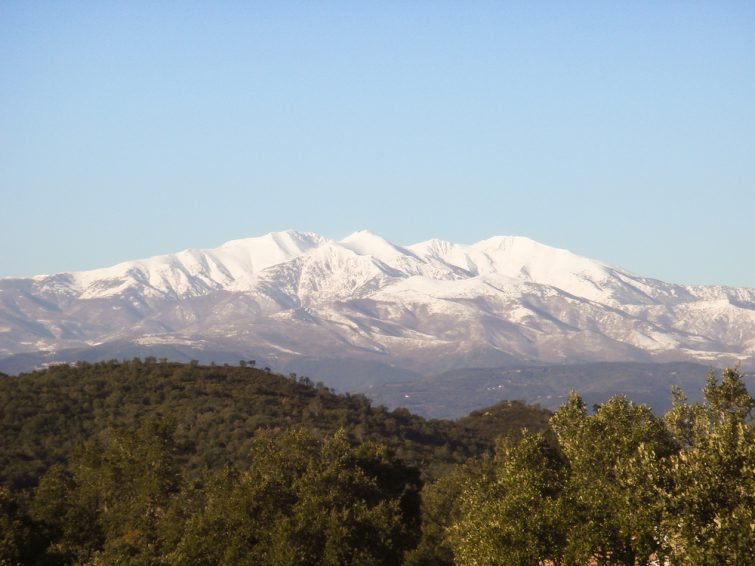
[1,230,753,411]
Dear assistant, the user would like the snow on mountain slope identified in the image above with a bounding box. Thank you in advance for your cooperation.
[339,230,420,263]
[1,230,753,371]
[409,236,669,306]
[36,230,326,299]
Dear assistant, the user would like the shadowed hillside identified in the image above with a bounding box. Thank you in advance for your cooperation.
[0,359,550,490]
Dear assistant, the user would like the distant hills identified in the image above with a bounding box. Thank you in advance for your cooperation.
[1,230,753,413]
[366,361,722,419]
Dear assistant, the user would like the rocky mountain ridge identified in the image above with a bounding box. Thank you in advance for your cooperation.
[2,230,753,375]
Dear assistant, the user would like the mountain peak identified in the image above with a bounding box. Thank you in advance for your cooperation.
[340,230,391,246]
[2,228,754,372]
[222,230,326,251]
[473,235,556,255]
[339,230,418,261]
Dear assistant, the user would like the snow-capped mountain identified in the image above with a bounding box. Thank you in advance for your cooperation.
[1,230,754,375]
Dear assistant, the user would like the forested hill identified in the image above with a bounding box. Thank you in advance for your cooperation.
[1,361,751,564]
[0,359,550,490]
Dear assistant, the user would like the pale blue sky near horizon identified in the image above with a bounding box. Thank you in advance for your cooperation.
[2,2,754,286]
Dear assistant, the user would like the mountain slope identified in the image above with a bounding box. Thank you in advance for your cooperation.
[1,230,753,375]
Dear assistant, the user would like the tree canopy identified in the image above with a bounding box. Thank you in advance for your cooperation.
[0,361,752,564]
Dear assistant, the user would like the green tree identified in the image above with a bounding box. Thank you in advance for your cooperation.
[447,433,568,565]
[405,457,491,566]
[660,368,754,564]
[32,418,182,564]
[175,428,421,565]
[0,486,45,566]
[31,464,103,562]
[550,393,675,565]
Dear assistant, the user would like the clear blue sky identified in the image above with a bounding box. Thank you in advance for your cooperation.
[2,1,754,286]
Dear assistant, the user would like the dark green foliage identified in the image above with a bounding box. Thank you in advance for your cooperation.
[455,400,552,444]
[25,424,421,565]
[175,428,421,565]
[1,360,545,490]
[29,419,181,564]
[404,456,494,566]
[30,463,102,563]
[0,486,45,565]
[1,361,752,564]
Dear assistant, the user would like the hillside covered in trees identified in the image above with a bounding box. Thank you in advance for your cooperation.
[0,360,550,491]
[1,360,752,564]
